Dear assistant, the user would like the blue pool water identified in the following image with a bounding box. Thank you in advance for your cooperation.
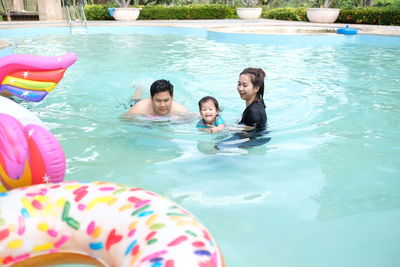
[1,26,400,267]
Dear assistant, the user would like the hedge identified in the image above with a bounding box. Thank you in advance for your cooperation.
[338,7,400,25]
[262,7,308,22]
[261,7,400,25]
[139,5,237,20]
[84,4,238,20]
[84,4,400,25]
[84,4,113,20]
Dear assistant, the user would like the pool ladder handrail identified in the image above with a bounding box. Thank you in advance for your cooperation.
[66,2,87,34]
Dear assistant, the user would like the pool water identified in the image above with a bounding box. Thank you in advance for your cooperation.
[3,27,400,267]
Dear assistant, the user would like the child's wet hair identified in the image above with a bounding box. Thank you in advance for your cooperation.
[198,96,221,112]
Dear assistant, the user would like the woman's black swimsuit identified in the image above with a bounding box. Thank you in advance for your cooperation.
[215,100,270,149]
[239,100,267,129]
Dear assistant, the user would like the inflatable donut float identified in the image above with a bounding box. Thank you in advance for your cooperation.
[0,53,77,102]
[0,181,225,267]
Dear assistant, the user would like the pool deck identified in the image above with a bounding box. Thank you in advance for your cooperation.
[1,19,400,36]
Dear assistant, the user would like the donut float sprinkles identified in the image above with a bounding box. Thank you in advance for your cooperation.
[0,181,225,267]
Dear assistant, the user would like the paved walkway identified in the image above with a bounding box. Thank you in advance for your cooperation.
[1,19,400,36]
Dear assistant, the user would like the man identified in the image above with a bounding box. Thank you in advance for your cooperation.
[125,79,188,116]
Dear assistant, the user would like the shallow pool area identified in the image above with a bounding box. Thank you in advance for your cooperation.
[2,26,400,267]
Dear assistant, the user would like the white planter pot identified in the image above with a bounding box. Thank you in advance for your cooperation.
[112,7,141,21]
[306,8,340,23]
[236,7,262,20]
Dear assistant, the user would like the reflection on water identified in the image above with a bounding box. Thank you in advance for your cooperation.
[311,44,400,220]
[6,30,400,267]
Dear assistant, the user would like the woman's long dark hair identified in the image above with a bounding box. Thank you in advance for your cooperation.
[240,67,266,108]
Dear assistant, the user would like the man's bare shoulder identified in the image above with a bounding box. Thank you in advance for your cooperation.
[127,98,152,115]
[171,101,188,113]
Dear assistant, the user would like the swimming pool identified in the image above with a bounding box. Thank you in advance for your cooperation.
[2,26,400,267]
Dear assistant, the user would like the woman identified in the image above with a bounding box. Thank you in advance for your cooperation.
[237,67,267,130]
[215,67,269,149]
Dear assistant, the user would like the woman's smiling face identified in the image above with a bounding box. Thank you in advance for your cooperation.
[237,74,259,105]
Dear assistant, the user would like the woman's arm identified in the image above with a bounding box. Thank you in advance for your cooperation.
[226,125,254,132]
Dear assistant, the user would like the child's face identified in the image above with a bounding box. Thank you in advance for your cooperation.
[200,101,218,125]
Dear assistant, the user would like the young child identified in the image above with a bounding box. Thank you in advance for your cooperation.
[196,96,225,134]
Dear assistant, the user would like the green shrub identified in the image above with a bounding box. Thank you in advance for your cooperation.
[338,7,400,25]
[262,6,400,25]
[84,4,113,20]
[84,4,237,20]
[262,7,307,21]
[138,4,237,20]
[83,4,399,25]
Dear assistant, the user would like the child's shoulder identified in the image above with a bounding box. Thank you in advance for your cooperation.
[216,116,225,125]
[196,119,207,128]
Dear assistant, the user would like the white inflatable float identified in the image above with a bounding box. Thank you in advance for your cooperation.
[0,96,45,127]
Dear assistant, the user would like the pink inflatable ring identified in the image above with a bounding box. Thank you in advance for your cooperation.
[0,113,65,191]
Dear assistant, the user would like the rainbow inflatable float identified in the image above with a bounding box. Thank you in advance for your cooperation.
[0,181,225,267]
[0,53,77,102]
